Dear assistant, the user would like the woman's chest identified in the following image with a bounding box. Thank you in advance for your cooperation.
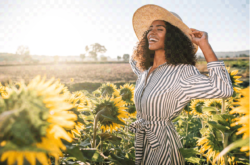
[135,66,182,99]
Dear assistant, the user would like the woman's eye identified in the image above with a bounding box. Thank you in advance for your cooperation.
[148,29,163,32]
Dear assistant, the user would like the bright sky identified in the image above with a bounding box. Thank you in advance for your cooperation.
[0,0,249,58]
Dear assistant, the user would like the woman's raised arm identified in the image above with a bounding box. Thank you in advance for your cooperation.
[129,57,142,77]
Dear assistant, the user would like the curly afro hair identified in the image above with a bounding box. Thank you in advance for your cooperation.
[131,20,198,71]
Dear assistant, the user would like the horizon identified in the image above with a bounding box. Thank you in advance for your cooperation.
[0,0,249,57]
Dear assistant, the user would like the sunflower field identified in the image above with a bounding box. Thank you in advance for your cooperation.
[0,66,249,165]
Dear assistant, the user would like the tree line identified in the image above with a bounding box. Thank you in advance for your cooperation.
[13,44,130,63]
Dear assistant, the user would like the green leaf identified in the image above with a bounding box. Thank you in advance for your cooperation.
[199,128,209,135]
[207,121,230,132]
[65,146,86,162]
[213,138,249,163]
[202,107,217,114]
[109,152,134,165]
[101,114,125,125]
[214,129,223,141]
[212,114,229,126]
[79,138,91,147]
[172,115,181,122]
[179,147,199,158]
[97,133,122,145]
[185,157,202,164]
[81,149,104,162]
[65,157,77,161]
[83,114,94,121]
[0,109,18,137]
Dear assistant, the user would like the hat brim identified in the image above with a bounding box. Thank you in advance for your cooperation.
[132,4,198,54]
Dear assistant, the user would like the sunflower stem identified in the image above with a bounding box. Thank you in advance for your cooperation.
[186,112,189,137]
[92,109,106,148]
[200,120,204,160]
[221,98,226,114]
[55,157,59,165]
[221,98,228,165]
[223,133,230,165]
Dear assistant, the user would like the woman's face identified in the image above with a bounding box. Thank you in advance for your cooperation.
[147,20,166,51]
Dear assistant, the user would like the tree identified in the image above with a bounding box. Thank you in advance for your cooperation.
[80,54,86,61]
[16,45,32,63]
[89,51,97,61]
[16,45,30,55]
[117,56,121,61]
[89,43,107,60]
[123,54,130,61]
[85,46,89,52]
[100,55,107,61]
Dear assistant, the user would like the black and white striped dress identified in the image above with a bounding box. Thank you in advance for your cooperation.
[128,58,234,165]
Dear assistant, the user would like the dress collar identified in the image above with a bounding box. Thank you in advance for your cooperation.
[148,61,168,71]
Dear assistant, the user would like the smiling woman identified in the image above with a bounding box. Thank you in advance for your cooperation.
[132,19,197,72]
[128,4,234,165]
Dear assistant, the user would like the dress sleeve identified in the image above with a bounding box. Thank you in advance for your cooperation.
[129,57,141,77]
[178,60,234,100]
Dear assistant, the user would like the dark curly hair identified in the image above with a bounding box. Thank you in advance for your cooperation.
[132,20,198,71]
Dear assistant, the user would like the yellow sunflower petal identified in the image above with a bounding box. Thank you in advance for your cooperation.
[24,152,36,165]
[36,153,49,165]
[230,70,238,75]
[16,152,24,165]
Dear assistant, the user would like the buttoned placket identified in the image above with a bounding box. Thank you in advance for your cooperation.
[137,62,167,118]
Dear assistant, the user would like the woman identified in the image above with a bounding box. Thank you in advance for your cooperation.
[128,4,234,165]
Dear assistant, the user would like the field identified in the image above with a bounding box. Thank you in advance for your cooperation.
[0,63,137,84]
[0,63,221,83]
[0,59,249,92]
[0,59,249,165]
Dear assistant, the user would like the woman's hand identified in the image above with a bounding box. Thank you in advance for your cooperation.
[189,28,208,46]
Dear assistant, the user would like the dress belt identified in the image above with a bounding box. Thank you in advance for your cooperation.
[129,118,173,165]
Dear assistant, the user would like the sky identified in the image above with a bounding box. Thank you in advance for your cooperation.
[0,0,249,58]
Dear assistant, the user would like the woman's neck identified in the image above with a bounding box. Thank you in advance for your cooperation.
[152,50,167,68]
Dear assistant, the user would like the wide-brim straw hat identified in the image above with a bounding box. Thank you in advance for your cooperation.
[132,4,198,54]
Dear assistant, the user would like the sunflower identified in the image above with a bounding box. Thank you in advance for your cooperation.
[82,98,92,107]
[204,99,229,113]
[0,75,77,165]
[71,122,86,138]
[126,103,137,118]
[99,82,118,98]
[226,67,243,93]
[197,129,235,164]
[65,91,89,138]
[93,96,129,133]
[0,82,9,98]
[189,99,206,117]
[119,84,135,105]
[67,91,87,106]
[230,86,249,156]
[92,89,102,98]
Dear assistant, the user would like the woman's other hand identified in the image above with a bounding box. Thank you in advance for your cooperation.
[189,28,208,46]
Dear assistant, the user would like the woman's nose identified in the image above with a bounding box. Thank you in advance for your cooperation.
[149,29,156,34]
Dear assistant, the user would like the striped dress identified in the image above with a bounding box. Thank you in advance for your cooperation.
[128,58,234,165]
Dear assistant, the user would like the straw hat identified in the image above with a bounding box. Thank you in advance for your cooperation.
[132,4,198,53]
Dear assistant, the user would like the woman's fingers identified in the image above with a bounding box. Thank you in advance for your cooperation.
[191,31,203,38]
[190,28,199,32]
[191,31,201,34]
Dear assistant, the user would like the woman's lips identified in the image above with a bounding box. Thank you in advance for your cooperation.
[149,41,157,44]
